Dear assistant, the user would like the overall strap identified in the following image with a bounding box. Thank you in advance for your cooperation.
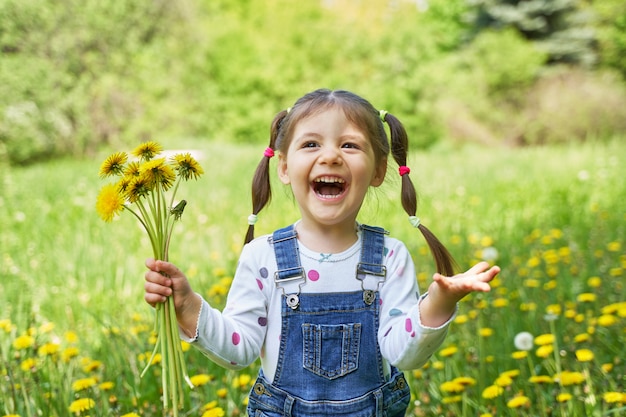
[271,225,306,309]
[356,224,388,305]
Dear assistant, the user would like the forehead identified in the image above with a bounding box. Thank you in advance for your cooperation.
[292,106,365,135]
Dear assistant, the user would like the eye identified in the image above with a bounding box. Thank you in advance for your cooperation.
[302,141,319,148]
[341,142,360,150]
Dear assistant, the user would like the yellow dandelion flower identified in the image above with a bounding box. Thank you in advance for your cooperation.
[38,342,60,356]
[99,152,128,177]
[577,293,596,303]
[482,385,504,399]
[574,333,590,343]
[13,334,35,350]
[140,158,176,191]
[125,175,152,203]
[442,395,462,404]
[432,361,445,370]
[124,160,142,177]
[493,298,509,308]
[0,318,13,332]
[609,267,623,277]
[96,184,125,222]
[439,346,458,357]
[601,363,613,373]
[190,374,213,387]
[607,241,621,252]
[536,344,554,358]
[20,357,36,371]
[512,351,528,359]
[121,413,141,417]
[534,333,555,346]
[587,276,602,287]
[172,153,204,181]
[575,349,594,362]
[479,328,493,337]
[99,381,114,390]
[556,393,572,403]
[554,371,585,386]
[72,377,98,391]
[68,397,95,413]
[501,370,520,379]
[202,400,219,410]
[202,408,225,417]
[4,414,21,417]
[216,388,228,398]
[523,278,540,288]
[507,395,530,408]
[81,359,102,373]
[453,376,476,386]
[603,392,626,404]
[479,414,493,417]
[597,314,617,327]
[65,331,79,343]
[132,141,163,161]
[454,314,468,324]
[495,375,513,387]
[440,381,465,393]
[544,280,558,290]
[62,347,80,362]
[529,375,553,384]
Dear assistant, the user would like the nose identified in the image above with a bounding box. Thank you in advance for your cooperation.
[318,145,342,165]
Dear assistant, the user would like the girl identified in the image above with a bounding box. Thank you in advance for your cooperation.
[144,89,500,416]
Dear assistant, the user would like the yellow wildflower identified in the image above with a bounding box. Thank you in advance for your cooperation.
[172,153,204,180]
[216,388,228,398]
[512,351,528,359]
[577,293,596,302]
[529,375,553,384]
[440,381,465,393]
[38,342,60,356]
[587,276,602,287]
[574,333,590,343]
[72,377,98,391]
[62,347,80,362]
[96,184,125,222]
[575,349,594,362]
[603,392,626,404]
[554,371,585,386]
[202,408,225,417]
[99,152,128,177]
[534,333,555,346]
[597,314,617,327]
[99,381,114,390]
[68,398,95,413]
[190,374,213,387]
[536,344,554,358]
[442,395,462,404]
[439,346,458,357]
[132,141,163,161]
[556,393,572,402]
[479,328,494,337]
[121,413,141,417]
[507,395,530,408]
[482,385,504,399]
[140,158,176,191]
[12,334,35,350]
[20,358,36,372]
[607,241,621,252]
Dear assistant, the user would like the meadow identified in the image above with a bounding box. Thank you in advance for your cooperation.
[1,139,625,416]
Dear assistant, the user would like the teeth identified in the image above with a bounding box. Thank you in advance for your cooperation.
[314,176,345,183]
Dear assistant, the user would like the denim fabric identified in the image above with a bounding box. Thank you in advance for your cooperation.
[246,224,410,416]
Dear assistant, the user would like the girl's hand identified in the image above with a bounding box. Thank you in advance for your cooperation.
[420,261,500,327]
[144,258,202,338]
[431,261,500,304]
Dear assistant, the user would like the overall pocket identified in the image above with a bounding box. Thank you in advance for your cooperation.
[302,322,361,380]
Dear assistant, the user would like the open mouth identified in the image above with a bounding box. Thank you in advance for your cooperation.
[313,176,346,198]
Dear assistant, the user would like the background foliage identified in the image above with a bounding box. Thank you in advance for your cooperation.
[1,0,626,164]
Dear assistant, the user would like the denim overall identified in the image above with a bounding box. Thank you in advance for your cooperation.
[247,225,411,417]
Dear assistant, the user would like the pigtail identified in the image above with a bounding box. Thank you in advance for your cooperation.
[245,110,288,244]
[383,111,458,276]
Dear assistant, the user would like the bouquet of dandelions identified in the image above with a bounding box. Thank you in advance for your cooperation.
[96,141,203,415]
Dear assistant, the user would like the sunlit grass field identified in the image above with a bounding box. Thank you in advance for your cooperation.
[1,139,625,416]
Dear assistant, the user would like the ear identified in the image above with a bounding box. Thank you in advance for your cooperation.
[370,157,387,187]
[277,153,291,185]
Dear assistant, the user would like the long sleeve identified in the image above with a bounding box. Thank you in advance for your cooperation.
[180,238,273,370]
[377,239,455,370]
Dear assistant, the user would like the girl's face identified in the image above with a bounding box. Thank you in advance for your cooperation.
[278,106,387,232]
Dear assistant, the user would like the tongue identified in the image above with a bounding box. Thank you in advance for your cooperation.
[317,184,342,196]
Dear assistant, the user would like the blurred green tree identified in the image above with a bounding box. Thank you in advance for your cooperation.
[465,0,597,66]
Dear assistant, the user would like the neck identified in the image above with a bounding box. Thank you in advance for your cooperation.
[295,220,358,253]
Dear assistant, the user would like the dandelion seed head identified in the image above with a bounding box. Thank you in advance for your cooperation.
[514,331,534,351]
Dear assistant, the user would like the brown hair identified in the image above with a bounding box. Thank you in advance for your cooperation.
[245,89,457,276]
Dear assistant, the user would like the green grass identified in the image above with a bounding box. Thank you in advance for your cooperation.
[1,139,625,416]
